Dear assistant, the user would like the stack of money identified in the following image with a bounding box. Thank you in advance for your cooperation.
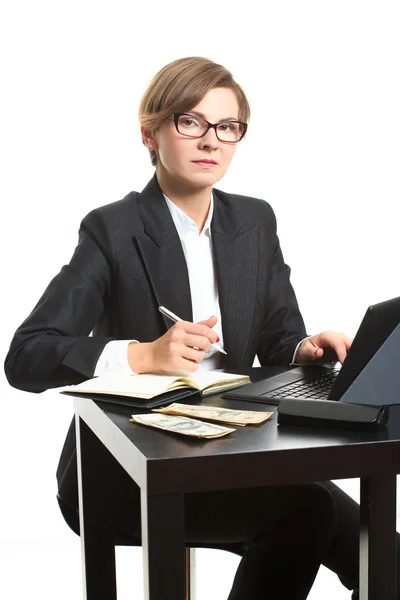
[130,404,274,439]
[153,403,273,426]
[129,413,235,438]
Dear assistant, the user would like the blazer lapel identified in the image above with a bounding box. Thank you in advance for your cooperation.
[133,177,259,364]
[212,190,259,366]
[134,176,193,330]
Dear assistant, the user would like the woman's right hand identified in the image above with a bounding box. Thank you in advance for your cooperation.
[127,315,219,373]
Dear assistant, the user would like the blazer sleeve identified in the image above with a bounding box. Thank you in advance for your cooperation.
[4,211,115,393]
[256,205,308,366]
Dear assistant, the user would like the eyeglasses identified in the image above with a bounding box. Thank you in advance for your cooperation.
[171,113,247,143]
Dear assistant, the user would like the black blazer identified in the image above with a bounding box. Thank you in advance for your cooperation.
[4,175,306,509]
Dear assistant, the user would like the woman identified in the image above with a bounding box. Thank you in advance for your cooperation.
[5,56,367,599]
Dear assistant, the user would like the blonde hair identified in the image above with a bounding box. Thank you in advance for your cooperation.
[139,57,250,166]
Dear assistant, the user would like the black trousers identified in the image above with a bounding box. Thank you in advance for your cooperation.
[59,442,399,600]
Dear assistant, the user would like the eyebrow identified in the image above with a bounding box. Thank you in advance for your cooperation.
[188,110,239,122]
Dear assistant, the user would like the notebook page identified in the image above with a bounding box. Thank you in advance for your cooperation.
[180,370,248,392]
[64,374,190,399]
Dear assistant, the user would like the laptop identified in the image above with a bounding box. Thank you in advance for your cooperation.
[222,296,400,405]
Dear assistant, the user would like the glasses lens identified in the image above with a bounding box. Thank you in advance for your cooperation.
[176,115,208,137]
[216,122,245,142]
[175,114,246,142]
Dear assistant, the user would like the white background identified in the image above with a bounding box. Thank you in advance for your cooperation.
[1,1,399,598]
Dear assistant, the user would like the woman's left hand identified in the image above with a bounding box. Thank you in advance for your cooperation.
[294,331,353,365]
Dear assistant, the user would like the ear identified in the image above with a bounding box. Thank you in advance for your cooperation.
[141,126,158,151]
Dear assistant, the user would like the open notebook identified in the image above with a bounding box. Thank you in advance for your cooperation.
[62,370,250,408]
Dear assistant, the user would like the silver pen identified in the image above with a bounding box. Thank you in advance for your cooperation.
[158,305,227,355]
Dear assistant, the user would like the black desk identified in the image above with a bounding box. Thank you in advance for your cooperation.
[73,366,400,600]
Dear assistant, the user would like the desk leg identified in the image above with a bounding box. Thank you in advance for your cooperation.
[359,476,397,600]
[141,489,186,600]
[187,548,197,600]
[76,417,117,600]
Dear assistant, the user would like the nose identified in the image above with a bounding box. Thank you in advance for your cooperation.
[198,127,219,150]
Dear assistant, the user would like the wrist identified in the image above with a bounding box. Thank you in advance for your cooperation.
[293,340,308,364]
[127,341,154,373]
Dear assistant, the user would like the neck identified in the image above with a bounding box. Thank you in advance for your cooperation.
[156,170,212,232]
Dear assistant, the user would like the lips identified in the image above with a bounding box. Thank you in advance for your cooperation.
[192,159,218,166]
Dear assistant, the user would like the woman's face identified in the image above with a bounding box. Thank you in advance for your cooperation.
[150,87,240,191]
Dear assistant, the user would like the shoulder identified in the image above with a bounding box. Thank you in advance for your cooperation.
[76,191,142,243]
[83,191,140,225]
[213,188,277,228]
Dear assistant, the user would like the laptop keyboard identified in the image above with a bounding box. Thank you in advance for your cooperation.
[263,369,340,400]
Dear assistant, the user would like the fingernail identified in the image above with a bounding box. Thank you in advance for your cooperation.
[216,336,220,342]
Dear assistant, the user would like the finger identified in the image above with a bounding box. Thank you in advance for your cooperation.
[301,339,323,360]
[158,340,201,371]
[181,345,206,363]
[331,342,348,364]
[197,315,218,328]
[344,335,353,350]
[312,343,342,363]
[323,333,353,363]
[175,357,199,372]
[313,347,324,359]
[167,324,216,350]
[198,315,219,341]
[317,342,346,364]
[181,321,219,343]
[182,333,212,352]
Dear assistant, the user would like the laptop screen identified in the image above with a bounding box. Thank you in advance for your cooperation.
[329,296,400,400]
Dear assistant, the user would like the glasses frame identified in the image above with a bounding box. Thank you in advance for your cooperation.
[171,112,248,143]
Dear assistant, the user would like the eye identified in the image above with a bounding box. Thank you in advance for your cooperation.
[178,115,201,129]
[217,122,239,133]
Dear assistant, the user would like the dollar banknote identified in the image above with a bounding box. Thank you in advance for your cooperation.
[130,413,235,438]
[153,403,273,425]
